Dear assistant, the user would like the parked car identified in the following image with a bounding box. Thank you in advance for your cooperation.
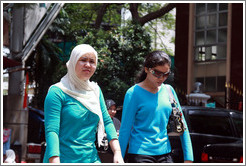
[201,139,243,163]
[28,107,45,143]
[26,107,45,163]
[169,106,243,163]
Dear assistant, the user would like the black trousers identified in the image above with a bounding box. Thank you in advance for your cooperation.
[127,153,173,163]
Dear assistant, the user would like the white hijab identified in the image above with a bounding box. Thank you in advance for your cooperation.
[53,44,105,147]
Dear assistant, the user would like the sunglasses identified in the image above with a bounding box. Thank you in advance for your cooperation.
[149,68,171,78]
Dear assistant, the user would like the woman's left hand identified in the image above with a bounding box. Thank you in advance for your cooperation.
[113,150,124,163]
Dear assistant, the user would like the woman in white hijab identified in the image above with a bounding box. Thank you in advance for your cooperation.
[43,44,124,163]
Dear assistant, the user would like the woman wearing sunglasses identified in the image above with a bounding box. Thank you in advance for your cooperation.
[119,51,193,163]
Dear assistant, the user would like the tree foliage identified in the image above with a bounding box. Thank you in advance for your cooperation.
[26,36,63,108]
[77,23,151,104]
[28,3,176,108]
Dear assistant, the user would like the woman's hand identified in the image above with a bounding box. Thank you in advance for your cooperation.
[109,139,124,163]
[113,150,124,163]
[49,156,60,163]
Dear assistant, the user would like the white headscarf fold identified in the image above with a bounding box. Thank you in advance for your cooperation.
[53,44,105,147]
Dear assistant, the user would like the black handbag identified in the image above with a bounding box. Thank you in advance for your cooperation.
[95,133,109,152]
[166,85,186,136]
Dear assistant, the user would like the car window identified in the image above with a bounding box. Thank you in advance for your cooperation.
[188,113,233,137]
[232,117,243,138]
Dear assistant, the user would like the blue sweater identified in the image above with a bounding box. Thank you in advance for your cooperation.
[119,84,193,161]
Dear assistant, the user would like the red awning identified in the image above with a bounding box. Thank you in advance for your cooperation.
[3,56,22,69]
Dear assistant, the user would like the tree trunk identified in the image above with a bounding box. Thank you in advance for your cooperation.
[94,3,110,29]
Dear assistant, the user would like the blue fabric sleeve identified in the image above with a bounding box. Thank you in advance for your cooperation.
[118,88,138,158]
[99,88,118,142]
[44,86,62,160]
[169,85,194,161]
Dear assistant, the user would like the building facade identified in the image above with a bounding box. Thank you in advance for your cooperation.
[175,3,243,110]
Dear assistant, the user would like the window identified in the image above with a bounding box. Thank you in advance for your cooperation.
[189,113,233,137]
[194,3,228,62]
[195,76,225,92]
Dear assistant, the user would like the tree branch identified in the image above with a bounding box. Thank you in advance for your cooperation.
[95,3,176,28]
[136,3,176,26]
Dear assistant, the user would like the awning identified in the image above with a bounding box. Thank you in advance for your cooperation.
[3,56,22,69]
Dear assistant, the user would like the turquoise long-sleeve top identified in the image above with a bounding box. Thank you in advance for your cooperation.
[119,84,193,161]
[43,86,118,163]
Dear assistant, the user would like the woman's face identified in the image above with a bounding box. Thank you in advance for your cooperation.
[75,52,97,80]
[145,64,170,88]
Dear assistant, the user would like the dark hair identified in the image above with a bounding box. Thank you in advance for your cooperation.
[136,51,171,83]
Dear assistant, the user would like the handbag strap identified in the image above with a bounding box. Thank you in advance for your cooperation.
[165,84,176,106]
[166,85,180,115]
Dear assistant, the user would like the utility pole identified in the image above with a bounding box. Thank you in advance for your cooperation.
[9,4,25,95]
[4,4,28,161]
